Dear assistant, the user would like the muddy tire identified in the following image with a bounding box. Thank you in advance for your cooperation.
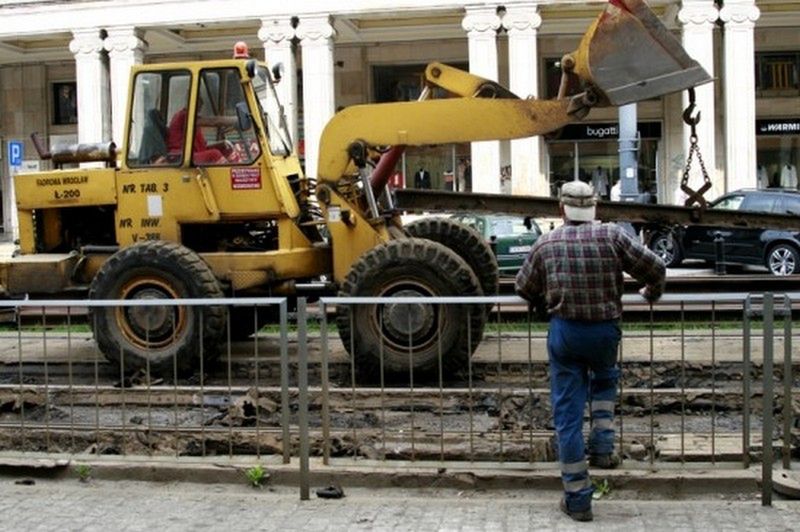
[338,238,485,383]
[405,217,499,298]
[88,241,226,377]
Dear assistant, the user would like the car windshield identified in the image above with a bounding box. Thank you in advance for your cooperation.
[711,195,745,211]
[487,217,536,236]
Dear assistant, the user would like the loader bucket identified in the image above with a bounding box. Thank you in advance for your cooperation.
[572,0,712,106]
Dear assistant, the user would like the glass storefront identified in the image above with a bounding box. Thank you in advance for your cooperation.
[546,122,661,200]
[756,118,799,189]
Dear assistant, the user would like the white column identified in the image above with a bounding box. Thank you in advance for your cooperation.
[259,18,298,150]
[720,0,760,192]
[677,0,719,202]
[104,26,147,147]
[463,6,501,193]
[296,15,336,179]
[69,28,111,144]
[502,3,543,196]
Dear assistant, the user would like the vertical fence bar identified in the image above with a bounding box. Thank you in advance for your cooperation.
[379,305,386,461]
[94,311,101,451]
[711,301,716,465]
[350,311,358,458]
[438,304,445,463]
[467,307,474,461]
[407,312,415,462]
[742,298,752,469]
[781,296,792,470]
[255,305,261,459]
[497,301,504,462]
[649,302,655,468]
[297,298,310,501]
[280,300,291,465]
[42,308,51,452]
[145,317,153,457]
[67,306,75,450]
[227,308,233,459]
[172,316,179,459]
[16,309,26,448]
[199,309,206,457]
[618,316,624,465]
[120,334,127,456]
[761,293,774,507]
[319,302,331,466]
[527,305,534,463]
[680,302,686,463]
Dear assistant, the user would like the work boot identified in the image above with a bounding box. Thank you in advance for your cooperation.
[589,453,621,469]
[560,498,593,522]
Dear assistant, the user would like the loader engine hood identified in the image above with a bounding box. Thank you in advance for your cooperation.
[573,0,712,106]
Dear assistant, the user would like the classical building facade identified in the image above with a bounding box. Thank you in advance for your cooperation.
[0,0,798,236]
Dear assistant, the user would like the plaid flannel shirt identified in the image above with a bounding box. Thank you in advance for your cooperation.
[515,222,666,321]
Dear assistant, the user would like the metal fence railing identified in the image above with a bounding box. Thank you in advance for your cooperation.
[0,292,796,505]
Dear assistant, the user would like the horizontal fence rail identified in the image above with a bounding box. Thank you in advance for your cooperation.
[0,292,796,504]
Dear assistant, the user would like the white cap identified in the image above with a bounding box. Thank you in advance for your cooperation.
[560,181,597,222]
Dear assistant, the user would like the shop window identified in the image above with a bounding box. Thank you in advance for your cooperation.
[756,52,800,96]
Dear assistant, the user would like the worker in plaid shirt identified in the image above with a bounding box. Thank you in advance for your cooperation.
[515,180,665,522]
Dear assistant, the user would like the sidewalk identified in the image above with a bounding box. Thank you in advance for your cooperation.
[1,478,798,531]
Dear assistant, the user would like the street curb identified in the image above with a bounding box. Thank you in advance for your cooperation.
[0,454,761,496]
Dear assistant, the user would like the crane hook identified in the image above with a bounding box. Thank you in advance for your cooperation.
[682,87,701,127]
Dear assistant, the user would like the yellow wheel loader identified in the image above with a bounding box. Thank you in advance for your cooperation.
[3,0,710,379]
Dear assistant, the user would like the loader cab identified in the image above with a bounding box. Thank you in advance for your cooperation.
[124,64,264,169]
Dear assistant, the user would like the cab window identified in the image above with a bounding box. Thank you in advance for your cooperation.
[178,68,261,166]
[126,70,190,167]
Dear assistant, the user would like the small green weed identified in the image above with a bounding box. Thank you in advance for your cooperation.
[592,478,611,500]
[245,464,267,488]
[74,464,92,483]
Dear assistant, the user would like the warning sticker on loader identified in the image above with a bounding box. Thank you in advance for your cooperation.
[231,167,262,190]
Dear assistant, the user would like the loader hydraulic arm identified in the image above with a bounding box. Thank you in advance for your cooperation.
[315,0,711,187]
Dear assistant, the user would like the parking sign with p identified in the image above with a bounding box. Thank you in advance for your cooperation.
[8,140,23,169]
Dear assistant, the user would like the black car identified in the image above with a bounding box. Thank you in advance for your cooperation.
[647,189,800,275]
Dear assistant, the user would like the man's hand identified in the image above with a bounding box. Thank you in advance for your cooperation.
[639,286,660,303]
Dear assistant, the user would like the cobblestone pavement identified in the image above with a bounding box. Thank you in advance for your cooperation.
[0,478,798,531]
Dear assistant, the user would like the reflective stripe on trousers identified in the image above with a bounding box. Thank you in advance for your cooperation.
[548,316,621,512]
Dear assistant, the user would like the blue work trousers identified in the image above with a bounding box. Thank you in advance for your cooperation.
[547,316,621,512]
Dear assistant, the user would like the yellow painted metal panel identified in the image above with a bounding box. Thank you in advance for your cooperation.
[200,246,331,285]
[14,168,117,209]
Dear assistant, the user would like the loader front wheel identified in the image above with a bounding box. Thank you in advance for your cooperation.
[338,238,485,383]
[88,241,226,377]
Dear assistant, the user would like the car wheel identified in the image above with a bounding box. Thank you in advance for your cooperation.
[765,243,799,276]
[648,232,683,267]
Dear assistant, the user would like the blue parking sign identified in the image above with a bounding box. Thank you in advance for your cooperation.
[8,140,23,168]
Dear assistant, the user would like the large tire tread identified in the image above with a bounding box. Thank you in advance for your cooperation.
[88,241,225,376]
[338,238,485,382]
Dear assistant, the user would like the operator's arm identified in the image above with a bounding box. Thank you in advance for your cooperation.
[515,243,545,304]
[613,226,666,302]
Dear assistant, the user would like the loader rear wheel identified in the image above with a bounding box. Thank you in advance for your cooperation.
[88,241,226,377]
[338,238,485,382]
[405,217,499,298]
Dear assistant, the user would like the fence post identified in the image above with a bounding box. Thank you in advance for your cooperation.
[297,298,310,501]
[761,293,774,507]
